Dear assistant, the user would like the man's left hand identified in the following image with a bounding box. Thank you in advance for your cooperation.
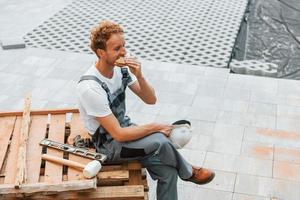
[125,57,143,79]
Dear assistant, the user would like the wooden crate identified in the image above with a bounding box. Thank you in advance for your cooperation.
[0,108,148,199]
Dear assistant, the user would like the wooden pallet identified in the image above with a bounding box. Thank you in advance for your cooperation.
[0,107,148,199]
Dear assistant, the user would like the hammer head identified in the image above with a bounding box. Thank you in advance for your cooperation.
[83,160,102,178]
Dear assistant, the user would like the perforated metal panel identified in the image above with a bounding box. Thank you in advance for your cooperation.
[24,0,248,68]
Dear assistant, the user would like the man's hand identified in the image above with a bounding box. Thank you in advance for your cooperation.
[125,57,143,79]
[151,123,173,137]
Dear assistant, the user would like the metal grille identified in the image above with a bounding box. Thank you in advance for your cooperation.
[24,0,248,68]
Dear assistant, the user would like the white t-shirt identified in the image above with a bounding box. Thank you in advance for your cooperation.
[77,64,137,135]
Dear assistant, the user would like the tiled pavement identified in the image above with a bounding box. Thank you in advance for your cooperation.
[1,1,300,200]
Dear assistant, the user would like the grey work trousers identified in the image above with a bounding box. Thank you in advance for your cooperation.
[99,132,193,200]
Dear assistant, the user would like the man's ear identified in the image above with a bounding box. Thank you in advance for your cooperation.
[96,49,106,58]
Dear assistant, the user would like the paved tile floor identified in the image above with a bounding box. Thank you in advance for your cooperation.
[0,1,300,200]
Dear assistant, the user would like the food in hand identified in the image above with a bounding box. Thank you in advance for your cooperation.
[115,57,126,66]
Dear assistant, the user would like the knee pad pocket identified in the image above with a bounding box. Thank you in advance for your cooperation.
[120,146,146,158]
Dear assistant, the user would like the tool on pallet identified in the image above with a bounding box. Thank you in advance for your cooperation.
[40,138,107,162]
[40,138,107,178]
[41,154,101,179]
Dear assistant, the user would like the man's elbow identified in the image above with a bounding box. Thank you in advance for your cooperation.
[111,131,127,142]
[146,96,157,105]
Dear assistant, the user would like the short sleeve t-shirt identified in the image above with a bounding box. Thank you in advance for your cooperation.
[77,64,137,135]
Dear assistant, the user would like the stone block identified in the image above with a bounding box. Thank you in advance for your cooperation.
[1,37,26,50]
[230,59,278,77]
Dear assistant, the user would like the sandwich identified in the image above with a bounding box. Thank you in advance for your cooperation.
[115,57,126,66]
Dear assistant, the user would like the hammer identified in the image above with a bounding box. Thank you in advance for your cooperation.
[41,154,102,179]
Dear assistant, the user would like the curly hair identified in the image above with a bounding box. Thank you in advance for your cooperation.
[90,20,124,54]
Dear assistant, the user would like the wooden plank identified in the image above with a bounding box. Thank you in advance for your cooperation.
[0,108,79,117]
[26,115,49,183]
[0,116,16,170]
[44,114,65,183]
[3,117,22,184]
[127,162,142,170]
[68,113,91,181]
[0,179,97,197]
[124,162,143,186]
[15,94,31,189]
[67,112,88,145]
[97,170,129,182]
[29,185,145,200]
[127,170,142,186]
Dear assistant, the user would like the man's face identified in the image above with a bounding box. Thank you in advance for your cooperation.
[102,33,126,66]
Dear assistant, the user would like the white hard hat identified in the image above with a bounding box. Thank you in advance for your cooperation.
[169,120,192,149]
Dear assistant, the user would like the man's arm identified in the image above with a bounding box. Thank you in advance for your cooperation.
[96,114,172,142]
[125,58,157,104]
[129,77,156,104]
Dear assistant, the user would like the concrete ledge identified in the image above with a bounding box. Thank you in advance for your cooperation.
[1,37,26,50]
[230,59,278,77]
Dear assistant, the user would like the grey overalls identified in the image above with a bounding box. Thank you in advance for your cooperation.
[79,68,192,200]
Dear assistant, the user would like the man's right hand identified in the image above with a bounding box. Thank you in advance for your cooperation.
[150,123,173,137]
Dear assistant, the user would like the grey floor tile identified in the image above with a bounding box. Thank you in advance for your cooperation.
[241,141,274,160]
[184,134,212,151]
[227,74,249,89]
[276,117,300,132]
[156,91,194,106]
[196,84,225,98]
[127,112,157,125]
[3,83,33,98]
[153,80,198,95]
[273,161,300,182]
[46,68,83,80]
[208,138,242,155]
[277,104,300,120]
[223,87,251,101]
[234,174,274,197]
[161,72,199,85]
[199,170,236,192]
[192,96,222,110]
[272,178,300,200]
[244,127,300,149]
[158,103,186,117]
[177,185,233,200]
[197,76,228,88]
[237,156,273,177]
[204,152,237,172]
[285,95,300,107]
[204,67,230,78]
[235,174,300,200]
[213,123,245,140]
[0,96,24,111]
[217,111,255,126]
[243,76,278,93]
[274,146,300,164]
[232,193,269,200]
[204,151,273,177]
[190,120,215,136]
[127,100,162,115]
[221,99,249,113]
[248,102,277,116]
[250,91,283,105]
[178,149,206,166]
[174,64,206,75]
[50,89,77,104]
[185,106,219,122]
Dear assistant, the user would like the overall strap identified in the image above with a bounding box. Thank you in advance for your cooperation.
[78,75,112,103]
[120,68,132,87]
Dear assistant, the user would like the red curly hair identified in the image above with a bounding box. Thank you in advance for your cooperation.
[90,20,124,54]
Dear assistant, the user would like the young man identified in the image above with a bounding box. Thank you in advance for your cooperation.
[77,20,215,200]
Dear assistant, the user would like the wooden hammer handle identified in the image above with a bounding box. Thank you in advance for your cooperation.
[42,154,85,170]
